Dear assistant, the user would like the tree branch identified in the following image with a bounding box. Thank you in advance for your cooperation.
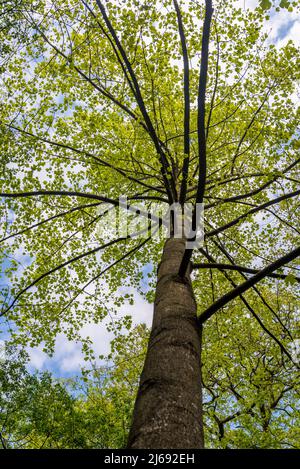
[198,245,300,324]
[95,0,176,203]
[0,190,164,225]
[231,87,272,173]
[206,157,300,209]
[173,0,190,205]
[198,244,297,365]
[55,229,156,319]
[206,21,219,140]
[178,0,213,278]
[22,8,173,190]
[1,236,131,316]
[192,262,299,282]
[6,123,166,195]
[0,202,101,244]
[206,189,300,238]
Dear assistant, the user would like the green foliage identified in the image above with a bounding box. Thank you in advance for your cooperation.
[259,0,298,11]
[260,0,272,10]
[0,344,82,448]
[2,320,299,449]
[0,325,148,449]
[0,0,299,449]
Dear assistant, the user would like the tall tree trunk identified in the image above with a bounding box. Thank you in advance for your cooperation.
[128,237,204,448]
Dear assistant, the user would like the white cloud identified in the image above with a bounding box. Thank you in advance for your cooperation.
[259,4,300,47]
[27,289,153,374]
[0,340,6,360]
[235,0,300,48]
[28,346,48,369]
[118,288,153,327]
[275,18,300,48]
[238,0,258,9]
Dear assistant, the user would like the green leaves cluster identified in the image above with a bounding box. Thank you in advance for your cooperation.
[2,319,299,449]
[260,0,298,11]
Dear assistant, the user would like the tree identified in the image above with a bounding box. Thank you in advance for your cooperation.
[72,323,149,448]
[2,325,298,449]
[77,322,300,449]
[0,344,84,448]
[0,326,147,449]
[0,0,299,448]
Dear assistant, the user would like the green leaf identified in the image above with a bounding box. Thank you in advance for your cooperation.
[285,273,297,285]
[260,0,272,10]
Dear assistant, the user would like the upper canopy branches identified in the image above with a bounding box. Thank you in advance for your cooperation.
[0,0,299,353]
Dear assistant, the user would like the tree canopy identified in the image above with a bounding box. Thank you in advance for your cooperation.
[0,0,299,448]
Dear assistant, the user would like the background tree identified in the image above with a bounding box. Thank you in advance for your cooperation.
[0,325,147,449]
[0,0,299,448]
[0,344,83,448]
[1,323,299,449]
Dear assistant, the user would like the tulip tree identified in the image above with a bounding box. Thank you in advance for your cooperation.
[0,0,299,448]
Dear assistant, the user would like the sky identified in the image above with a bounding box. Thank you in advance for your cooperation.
[0,0,299,378]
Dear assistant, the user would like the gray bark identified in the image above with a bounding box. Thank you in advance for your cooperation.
[127,237,204,448]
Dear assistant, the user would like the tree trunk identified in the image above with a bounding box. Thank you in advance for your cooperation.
[127,237,204,449]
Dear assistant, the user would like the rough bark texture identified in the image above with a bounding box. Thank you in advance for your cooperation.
[127,237,204,449]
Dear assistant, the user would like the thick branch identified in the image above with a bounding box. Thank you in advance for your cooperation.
[6,123,166,195]
[173,0,190,205]
[178,0,213,277]
[95,0,176,203]
[199,245,297,364]
[209,237,295,340]
[0,190,164,225]
[192,262,300,282]
[198,246,300,324]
